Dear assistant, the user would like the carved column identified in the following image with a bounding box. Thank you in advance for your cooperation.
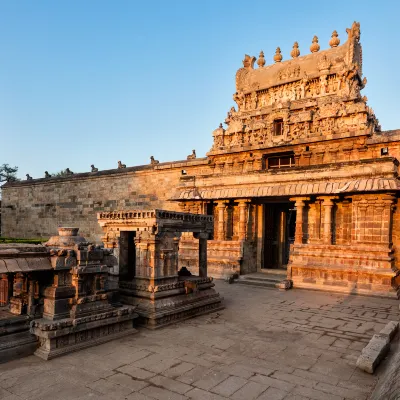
[0,274,9,307]
[378,195,396,245]
[198,233,208,278]
[318,196,338,245]
[290,197,310,244]
[215,201,228,240]
[237,199,251,240]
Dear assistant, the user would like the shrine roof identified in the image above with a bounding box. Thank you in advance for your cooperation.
[236,22,361,93]
[173,178,400,201]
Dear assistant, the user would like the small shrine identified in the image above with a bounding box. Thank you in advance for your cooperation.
[97,209,224,328]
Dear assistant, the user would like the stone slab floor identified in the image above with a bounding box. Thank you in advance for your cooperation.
[1,282,399,400]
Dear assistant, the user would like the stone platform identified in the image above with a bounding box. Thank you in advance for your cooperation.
[31,306,138,360]
[120,276,223,329]
[1,281,398,399]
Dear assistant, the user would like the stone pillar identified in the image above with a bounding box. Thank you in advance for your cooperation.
[317,196,338,244]
[290,197,309,244]
[0,274,9,307]
[237,199,251,240]
[215,201,228,240]
[198,233,208,278]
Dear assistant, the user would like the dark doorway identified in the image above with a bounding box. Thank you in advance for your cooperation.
[263,203,296,269]
[119,231,136,279]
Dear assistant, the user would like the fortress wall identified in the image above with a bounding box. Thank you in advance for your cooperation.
[1,160,208,242]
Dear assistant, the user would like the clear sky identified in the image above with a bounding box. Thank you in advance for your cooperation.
[0,0,398,180]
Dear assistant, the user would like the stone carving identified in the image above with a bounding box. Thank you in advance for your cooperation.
[257,51,265,68]
[318,55,331,73]
[278,64,301,81]
[187,150,196,160]
[329,30,340,47]
[65,168,73,175]
[310,36,320,53]
[346,21,361,42]
[290,42,300,58]
[91,164,98,172]
[44,171,51,178]
[242,54,256,69]
[273,47,283,63]
[150,156,159,165]
[117,161,126,169]
[26,174,32,180]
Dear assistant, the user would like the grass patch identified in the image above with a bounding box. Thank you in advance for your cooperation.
[0,237,48,244]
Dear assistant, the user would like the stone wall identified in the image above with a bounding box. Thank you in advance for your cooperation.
[1,160,208,242]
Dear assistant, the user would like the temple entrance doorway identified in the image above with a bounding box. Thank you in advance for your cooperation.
[119,231,136,280]
[262,203,296,269]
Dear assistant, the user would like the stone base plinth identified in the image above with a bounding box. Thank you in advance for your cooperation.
[0,315,38,363]
[289,244,398,298]
[120,277,224,329]
[30,306,138,360]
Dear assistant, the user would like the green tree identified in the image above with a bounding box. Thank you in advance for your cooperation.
[0,164,18,183]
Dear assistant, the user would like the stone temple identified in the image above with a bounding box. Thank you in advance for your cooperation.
[2,21,400,303]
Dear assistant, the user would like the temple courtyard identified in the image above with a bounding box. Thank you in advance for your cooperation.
[0,282,398,400]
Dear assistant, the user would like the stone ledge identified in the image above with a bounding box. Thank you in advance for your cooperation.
[356,321,399,374]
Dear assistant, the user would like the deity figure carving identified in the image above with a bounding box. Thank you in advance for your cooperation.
[251,92,258,109]
[300,74,309,99]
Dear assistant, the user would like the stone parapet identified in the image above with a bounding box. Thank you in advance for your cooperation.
[289,243,398,297]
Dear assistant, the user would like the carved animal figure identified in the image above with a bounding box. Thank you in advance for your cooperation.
[150,156,159,165]
[26,174,32,180]
[65,168,73,175]
[44,171,51,178]
[91,164,98,172]
[187,150,196,160]
[118,161,126,169]
[184,280,199,295]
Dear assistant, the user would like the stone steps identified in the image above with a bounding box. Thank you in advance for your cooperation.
[236,270,289,290]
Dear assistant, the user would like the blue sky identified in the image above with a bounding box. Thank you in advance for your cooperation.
[0,0,398,180]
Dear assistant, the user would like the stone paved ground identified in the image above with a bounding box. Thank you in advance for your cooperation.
[1,282,399,400]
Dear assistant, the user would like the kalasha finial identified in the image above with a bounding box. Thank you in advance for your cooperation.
[273,47,282,63]
[329,30,340,48]
[310,36,320,53]
[257,51,265,68]
[290,42,300,58]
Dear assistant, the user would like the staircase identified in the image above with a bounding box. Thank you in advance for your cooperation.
[236,269,291,290]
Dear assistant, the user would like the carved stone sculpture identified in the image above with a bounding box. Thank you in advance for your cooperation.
[150,156,159,165]
[187,150,196,160]
[91,164,98,172]
[44,171,51,178]
[118,161,126,169]
[26,174,32,180]
[310,36,320,53]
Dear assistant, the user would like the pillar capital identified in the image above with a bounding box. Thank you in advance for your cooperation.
[316,196,339,205]
[215,200,230,208]
[237,198,252,206]
[290,197,310,206]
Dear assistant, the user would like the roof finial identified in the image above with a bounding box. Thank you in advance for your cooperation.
[329,30,340,48]
[310,36,320,53]
[257,51,265,68]
[290,42,300,58]
[273,47,282,63]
